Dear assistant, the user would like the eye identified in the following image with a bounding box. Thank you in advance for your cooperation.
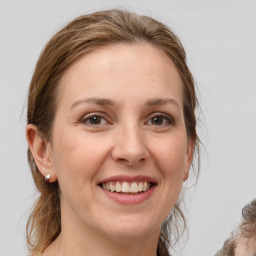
[80,113,108,126]
[88,116,104,125]
[147,113,174,126]
[151,116,165,125]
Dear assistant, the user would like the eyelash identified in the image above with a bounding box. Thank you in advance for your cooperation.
[79,112,175,127]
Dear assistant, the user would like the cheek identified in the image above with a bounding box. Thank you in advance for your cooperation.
[150,136,187,205]
[152,136,188,177]
[51,132,108,211]
[52,131,111,186]
[153,137,187,210]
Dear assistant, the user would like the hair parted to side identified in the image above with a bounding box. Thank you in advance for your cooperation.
[26,9,199,256]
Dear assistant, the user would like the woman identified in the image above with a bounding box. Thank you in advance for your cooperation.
[26,9,199,256]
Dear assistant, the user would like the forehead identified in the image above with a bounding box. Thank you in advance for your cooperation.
[57,42,184,106]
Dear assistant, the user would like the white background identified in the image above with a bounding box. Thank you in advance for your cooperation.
[0,0,256,255]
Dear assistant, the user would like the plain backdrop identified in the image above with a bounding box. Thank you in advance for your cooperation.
[0,0,256,255]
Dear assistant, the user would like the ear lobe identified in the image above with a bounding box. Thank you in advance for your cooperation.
[183,170,189,181]
[26,124,57,182]
[183,138,196,181]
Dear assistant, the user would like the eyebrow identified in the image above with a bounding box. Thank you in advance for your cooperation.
[71,98,115,110]
[71,97,180,110]
[145,98,180,108]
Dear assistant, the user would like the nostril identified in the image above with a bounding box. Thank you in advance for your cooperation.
[111,143,149,167]
[116,157,145,166]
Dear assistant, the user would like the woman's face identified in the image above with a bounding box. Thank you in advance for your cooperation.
[48,43,194,242]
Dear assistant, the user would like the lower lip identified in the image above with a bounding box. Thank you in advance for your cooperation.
[100,186,156,205]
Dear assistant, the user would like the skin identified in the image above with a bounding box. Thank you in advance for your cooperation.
[235,237,256,256]
[27,42,194,256]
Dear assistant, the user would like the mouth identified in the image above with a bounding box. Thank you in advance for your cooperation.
[97,176,157,204]
[99,181,155,194]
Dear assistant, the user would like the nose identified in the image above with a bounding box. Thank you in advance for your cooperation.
[111,124,149,166]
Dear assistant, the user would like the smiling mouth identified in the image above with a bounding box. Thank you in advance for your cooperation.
[99,181,155,194]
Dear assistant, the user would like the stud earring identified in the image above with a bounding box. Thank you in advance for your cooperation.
[45,174,51,181]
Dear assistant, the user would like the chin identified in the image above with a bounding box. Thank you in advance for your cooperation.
[99,214,161,243]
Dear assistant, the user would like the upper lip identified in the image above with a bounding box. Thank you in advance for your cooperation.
[98,175,157,184]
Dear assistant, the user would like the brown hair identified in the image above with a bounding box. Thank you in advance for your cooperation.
[215,236,236,256]
[26,9,199,256]
[240,199,256,239]
[216,199,256,256]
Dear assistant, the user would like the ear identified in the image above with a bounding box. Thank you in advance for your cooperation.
[183,138,196,182]
[26,124,57,182]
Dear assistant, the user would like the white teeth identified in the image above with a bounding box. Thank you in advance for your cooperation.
[101,181,152,193]
[138,182,143,192]
[130,182,138,193]
[116,181,122,192]
[110,183,115,192]
[122,182,130,193]
[142,181,147,192]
